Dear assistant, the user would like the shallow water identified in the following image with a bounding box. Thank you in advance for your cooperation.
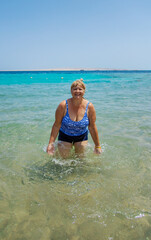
[0,71,151,240]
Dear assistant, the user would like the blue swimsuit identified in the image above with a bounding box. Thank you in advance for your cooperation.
[58,100,89,143]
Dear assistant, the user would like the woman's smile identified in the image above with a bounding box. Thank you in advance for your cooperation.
[72,86,84,98]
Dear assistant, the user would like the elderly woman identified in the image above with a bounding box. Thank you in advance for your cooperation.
[47,79,102,157]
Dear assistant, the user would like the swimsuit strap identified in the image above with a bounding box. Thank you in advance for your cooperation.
[85,101,89,114]
[66,100,69,113]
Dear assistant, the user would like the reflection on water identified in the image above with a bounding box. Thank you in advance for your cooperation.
[0,71,151,239]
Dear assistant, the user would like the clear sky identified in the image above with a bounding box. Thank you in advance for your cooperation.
[0,0,151,70]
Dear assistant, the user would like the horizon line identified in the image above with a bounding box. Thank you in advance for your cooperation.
[0,68,151,72]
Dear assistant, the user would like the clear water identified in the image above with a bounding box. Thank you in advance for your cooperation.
[0,71,151,240]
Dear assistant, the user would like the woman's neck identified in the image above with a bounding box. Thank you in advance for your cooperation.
[71,97,83,107]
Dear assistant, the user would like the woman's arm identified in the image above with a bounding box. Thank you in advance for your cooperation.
[88,103,102,154]
[47,101,66,155]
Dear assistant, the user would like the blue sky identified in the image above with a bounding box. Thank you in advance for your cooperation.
[0,0,151,70]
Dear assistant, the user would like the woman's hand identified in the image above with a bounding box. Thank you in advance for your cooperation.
[94,146,102,154]
[47,143,55,155]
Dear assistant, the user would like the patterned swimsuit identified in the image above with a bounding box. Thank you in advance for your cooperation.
[60,100,89,136]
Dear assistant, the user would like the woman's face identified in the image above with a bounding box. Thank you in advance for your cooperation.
[71,85,85,99]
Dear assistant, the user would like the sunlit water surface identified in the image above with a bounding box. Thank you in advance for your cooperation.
[0,71,151,240]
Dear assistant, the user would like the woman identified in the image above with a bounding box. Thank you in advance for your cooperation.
[47,79,102,157]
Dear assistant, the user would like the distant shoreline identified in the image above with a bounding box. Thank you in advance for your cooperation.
[0,68,151,72]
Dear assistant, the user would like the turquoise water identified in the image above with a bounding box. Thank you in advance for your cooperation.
[0,71,151,240]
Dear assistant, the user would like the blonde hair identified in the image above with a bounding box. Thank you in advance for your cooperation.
[71,78,86,91]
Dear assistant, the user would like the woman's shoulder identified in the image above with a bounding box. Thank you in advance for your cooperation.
[86,100,93,108]
[60,100,66,105]
[88,101,93,106]
[57,100,66,110]
[87,101,95,112]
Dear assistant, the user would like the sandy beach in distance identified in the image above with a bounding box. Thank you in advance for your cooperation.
[0,68,149,72]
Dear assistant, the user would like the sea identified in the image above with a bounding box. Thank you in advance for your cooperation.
[0,71,151,240]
